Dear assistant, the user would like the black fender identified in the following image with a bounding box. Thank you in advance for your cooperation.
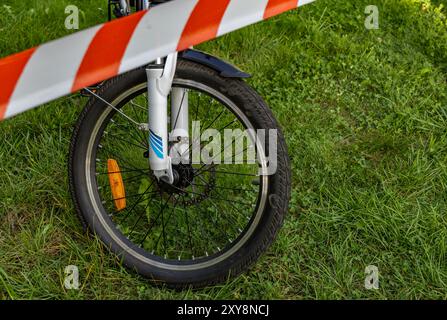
[179,49,251,79]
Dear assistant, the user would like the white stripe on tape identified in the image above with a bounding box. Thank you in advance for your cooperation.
[299,0,316,6]
[218,0,270,37]
[119,0,198,74]
[6,26,101,118]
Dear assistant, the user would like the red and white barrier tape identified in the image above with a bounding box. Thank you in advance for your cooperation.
[0,0,315,120]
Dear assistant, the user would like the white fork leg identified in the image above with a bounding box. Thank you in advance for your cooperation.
[170,88,189,165]
[146,53,178,184]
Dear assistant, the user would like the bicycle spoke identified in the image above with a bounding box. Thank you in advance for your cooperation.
[96,168,146,175]
[121,171,150,183]
[192,134,250,176]
[197,169,258,177]
[98,144,146,173]
[128,192,159,239]
[153,194,181,256]
[182,194,195,258]
[191,180,253,193]
[139,193,173,248]
[105,132,147,150]
[115,180,155,220]
[111,122,148,148]
[106,190,158,203]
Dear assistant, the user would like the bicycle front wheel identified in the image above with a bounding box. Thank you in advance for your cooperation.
[69,59,291,288]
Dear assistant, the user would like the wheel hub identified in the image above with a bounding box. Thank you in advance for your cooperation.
[157,163,194,194]
[173,163,195,189]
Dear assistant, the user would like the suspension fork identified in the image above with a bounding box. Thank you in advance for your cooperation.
[146,53,189,184]
[116,0,187,184]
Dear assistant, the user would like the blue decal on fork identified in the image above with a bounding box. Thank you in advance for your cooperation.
[149,129,164,159]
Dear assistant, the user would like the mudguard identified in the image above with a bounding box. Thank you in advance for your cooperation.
[179,49,251,78]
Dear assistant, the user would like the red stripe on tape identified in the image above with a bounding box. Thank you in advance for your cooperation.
[72,11,146,92]
[177,0,231,51]
[264,0,298,19]
[0,48,36,119]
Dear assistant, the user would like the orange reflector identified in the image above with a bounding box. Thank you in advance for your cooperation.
[107,159,126,211]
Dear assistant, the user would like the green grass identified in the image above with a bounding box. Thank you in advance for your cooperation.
[0,0,447,299]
